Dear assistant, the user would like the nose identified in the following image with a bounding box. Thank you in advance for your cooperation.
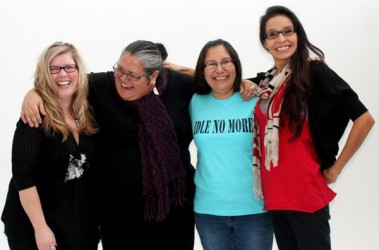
[58,69,68,77]
[277,32,287,42]
[215,63,224,72]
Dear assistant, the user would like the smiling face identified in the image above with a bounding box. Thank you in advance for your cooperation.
[264,15,298,72]
[203,45,236,99]
[114,52,159,101]
[49,52,78,102]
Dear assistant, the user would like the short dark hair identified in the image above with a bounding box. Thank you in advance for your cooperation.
[194,39,242,94]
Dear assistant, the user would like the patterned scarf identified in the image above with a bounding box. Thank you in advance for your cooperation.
[253,64,291,199]
[135,71,186,221]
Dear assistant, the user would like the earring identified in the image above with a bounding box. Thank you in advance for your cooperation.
[153,86,159,96]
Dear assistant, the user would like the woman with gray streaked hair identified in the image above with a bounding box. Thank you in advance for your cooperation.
[91,40,196,249]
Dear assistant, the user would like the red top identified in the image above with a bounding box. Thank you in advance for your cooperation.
[255,84,336,212]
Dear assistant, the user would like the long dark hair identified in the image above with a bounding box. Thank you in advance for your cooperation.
[259,6,325,139]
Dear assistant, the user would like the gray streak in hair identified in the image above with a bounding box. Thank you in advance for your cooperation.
[121,40,163,74]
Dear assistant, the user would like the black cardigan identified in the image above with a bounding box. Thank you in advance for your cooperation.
[249,62,368,170]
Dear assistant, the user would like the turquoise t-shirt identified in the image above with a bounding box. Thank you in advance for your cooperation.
[190,92,264,216]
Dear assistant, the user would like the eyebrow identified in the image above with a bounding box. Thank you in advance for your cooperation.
[266,25,293,31]
[116,65,135,74]
[205,57,232,62]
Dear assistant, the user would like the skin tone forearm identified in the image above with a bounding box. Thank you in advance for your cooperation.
[19,186,57,249]
[323,111,375,183]
[163,61,195,76]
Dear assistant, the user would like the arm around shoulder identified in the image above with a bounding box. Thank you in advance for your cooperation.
[21,88,45,128]
[163,61,195,77]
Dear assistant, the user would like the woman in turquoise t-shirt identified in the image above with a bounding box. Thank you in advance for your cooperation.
[190,39,273,250]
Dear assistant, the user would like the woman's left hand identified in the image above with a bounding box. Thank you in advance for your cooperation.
[323,167,340,184]
[240,79,258,101]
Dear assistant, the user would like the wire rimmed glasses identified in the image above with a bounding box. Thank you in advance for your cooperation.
[113,64,148,81]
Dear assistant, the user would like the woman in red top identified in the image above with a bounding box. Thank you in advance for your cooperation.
[252,5,375,250]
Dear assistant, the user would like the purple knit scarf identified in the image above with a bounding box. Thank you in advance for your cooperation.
[135,71,186,221]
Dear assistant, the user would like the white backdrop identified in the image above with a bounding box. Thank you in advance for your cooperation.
[0,0,378,249]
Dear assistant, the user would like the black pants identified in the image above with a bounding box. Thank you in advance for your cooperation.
[270,205,331,250]
[100,202,195,250]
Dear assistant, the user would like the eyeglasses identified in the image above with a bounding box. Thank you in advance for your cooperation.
[204,58,234,70]
[265,26,296,40]
[49,65,77,74]
[113,64,147,81]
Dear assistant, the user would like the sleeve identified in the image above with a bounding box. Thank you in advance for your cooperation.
[168,70,195,100]
[311,62,368,121]
[88,71,114,105]
[88,72,106,97]
[11,119,45,191]
[246,72,266,85]
[309,62,369,170]
[180,71,195,100]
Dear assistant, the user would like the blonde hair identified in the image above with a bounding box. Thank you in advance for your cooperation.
[34,41,97,141]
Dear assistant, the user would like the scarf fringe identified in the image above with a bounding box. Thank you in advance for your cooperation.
[253,164,263,200]
[144,175,186,222]
[144,196,169,222]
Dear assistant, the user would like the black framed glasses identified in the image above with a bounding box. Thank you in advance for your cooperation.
[204,58,234,70]
[113,64,147,81]
[49,65,77,74]
[265,26,296,40]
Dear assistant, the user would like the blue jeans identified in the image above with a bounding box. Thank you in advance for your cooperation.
[195,212,273,250]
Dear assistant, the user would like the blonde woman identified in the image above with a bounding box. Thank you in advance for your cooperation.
[1,42,99,250]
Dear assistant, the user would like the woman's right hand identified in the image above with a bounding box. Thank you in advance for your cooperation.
[21,89,45,127]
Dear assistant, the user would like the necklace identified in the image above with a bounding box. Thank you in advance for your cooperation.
[73,114,80,128]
